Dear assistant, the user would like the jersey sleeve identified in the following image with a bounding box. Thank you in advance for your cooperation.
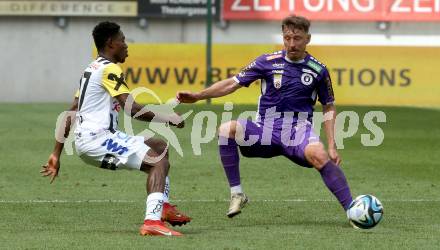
[233,56,265,87]
[101,64,130,97]
[317,68,335,105]
[74,89,79,98]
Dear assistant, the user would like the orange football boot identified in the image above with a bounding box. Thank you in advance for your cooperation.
[139,220,183,236]
[161,203,192,227]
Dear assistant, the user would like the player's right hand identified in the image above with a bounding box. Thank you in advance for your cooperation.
[176,91,200,103]
[40,153,60,184]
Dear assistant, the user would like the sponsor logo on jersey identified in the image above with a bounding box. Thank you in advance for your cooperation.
[302,68,318,78]
[266,54,283,61]
[90,62,100,70]
[108,73,128,91]
[266,50,282,56]
[272,63,284,68]
[309,56,326,67]
[307,60,322,73]
[238,61,257,77]
[301,73,314,86]
[243,61,256,71]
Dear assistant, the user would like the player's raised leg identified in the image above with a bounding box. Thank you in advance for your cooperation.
[218,120,248,218]
[145,138,191,226]
[138,149,182,236]
[304,143,353,210]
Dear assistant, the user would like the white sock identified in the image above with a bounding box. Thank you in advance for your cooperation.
[145,192,164,221]
[163,176,170,204]
[230,185,243,194]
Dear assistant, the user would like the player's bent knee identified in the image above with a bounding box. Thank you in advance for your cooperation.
[305,143,329,170]
[315,151,329,169]
[140,148,170,172]
[142,157,170,173]
[218,121,239,138]
[154,139,167,154]
[145,138,168,156]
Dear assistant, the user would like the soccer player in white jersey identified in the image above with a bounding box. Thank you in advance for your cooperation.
[41,22,190,236]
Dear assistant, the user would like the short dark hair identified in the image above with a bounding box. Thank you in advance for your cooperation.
[92,21,120,51]
[281,15,310,33]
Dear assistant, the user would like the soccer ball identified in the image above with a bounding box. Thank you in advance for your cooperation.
[347,194,383,229]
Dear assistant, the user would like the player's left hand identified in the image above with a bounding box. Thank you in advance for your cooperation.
[40,153,60,184]
[328,148,341,166]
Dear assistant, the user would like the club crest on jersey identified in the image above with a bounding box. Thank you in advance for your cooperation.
[273,73,283,89]
[301,73,314,86]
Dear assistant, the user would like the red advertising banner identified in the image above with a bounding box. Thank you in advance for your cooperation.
[223,0,440,21]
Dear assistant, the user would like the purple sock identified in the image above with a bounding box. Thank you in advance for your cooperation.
[319,161,353,210]
[218,137,240,187]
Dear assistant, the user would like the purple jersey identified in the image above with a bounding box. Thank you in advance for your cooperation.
[233,50,334,125]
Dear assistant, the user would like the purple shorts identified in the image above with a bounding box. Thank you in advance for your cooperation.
[236,119,320,168]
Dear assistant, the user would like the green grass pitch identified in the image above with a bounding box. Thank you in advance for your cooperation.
[0,104,439,249]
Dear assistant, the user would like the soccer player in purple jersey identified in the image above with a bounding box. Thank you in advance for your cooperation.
[177,15,353,219]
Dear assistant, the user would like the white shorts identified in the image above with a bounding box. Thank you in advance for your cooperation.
[75,130,150,170]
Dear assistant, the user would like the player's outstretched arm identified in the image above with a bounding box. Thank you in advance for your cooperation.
[41,97,78,183]
[322,103,341,165]
[115,93,184,128]
[176,77,242,103]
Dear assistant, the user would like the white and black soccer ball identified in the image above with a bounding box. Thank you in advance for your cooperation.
[347,194,383,229]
